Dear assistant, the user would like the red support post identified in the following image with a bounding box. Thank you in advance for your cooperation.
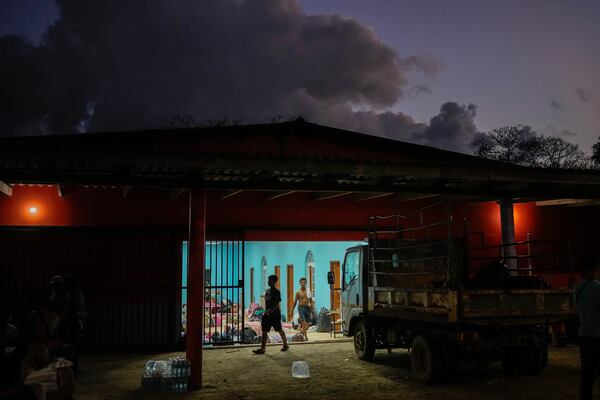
[187,189,206,390]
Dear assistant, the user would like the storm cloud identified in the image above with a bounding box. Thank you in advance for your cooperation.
[0,0,483,153]
[411,102,478,152]
[0,0,434,134]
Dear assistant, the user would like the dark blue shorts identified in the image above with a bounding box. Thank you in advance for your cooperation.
[298,305,312,323]
[261,312,282,332]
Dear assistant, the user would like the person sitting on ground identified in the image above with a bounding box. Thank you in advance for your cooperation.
[253,275,289,354]
[292,277,313,341]
[20,341,74,400]
[28,292,61,352]
[574,256,600,400]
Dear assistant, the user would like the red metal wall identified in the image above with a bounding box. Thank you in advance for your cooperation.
[1,185,598,349]
[0,227,184,350]
[1,186,598,263]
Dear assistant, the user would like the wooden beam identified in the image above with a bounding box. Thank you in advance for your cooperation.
[221,189,244,199]
[169,188,188,200]
[267,191,296,200]
[535,198,593,207]
[354,192,394,202]
[568,200,600,207]
[394,193,440,203]
[314,192,353,201]
[0,181,12,197]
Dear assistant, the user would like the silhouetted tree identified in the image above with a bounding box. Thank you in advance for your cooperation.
[472,125,588,168]
[159,114,242,129]
[591,137,600,168]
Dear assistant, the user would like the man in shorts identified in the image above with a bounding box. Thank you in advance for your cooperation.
[292,277,313,341]
[253,275,289,354]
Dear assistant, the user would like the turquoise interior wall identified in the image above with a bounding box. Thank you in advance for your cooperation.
[181,240,363,317]
[244,241,363,315]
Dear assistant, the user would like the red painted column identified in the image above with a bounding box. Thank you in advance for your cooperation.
[187,189,206,389]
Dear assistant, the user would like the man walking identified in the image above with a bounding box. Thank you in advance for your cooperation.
[253,275,289,354]
[575,256,600,400]
[292,277,313,341]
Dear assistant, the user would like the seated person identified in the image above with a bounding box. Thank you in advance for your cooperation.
[21,341,74,400]
[28,291,68,363]
[28,292,60,344]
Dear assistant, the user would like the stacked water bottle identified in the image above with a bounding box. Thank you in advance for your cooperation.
[141,357,191,393]
[165,357,191,392]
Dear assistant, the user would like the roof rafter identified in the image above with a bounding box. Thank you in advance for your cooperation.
[169,188,188,200]
[267,191,296,200]
[354,192,394,202]
[314,192,353,201]
[0,181,12,197]
[221,189,244,199]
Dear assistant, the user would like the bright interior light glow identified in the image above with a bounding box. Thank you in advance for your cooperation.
[29,207,38,214]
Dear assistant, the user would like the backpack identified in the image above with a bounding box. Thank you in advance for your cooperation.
[316,307,333,332]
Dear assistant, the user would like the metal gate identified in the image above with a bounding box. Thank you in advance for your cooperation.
[204,234,245,346]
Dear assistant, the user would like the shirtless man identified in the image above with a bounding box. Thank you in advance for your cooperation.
[292,278,313,341]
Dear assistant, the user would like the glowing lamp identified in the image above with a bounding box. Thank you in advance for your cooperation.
[29,207,38,214]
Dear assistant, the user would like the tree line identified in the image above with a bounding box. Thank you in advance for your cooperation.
[472,125,600,169]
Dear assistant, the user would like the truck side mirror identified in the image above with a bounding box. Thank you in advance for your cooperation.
[327,271,335,285]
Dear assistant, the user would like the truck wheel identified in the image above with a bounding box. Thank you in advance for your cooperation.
[411,335,443,384]
[354,320,375,361]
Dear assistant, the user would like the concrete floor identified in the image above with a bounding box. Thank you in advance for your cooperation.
[76,342,583,399]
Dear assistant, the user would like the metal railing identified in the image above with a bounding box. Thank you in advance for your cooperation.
[367,198,455,287]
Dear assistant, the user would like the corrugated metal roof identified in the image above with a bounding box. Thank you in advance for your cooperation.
[1,119,599,198]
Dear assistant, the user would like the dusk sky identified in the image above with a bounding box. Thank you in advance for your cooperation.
[1,0,599,153]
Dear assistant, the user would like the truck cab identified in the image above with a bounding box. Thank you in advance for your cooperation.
[340,245,366,336]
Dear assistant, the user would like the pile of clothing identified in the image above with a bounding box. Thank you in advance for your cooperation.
[246,303,265,322]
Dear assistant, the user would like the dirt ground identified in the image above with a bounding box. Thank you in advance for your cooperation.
[75,342,583,400]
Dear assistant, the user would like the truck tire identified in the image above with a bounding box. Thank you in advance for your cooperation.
[411,335,444,384]
[354,320,375,361]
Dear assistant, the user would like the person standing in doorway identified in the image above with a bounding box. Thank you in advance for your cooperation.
[253,275,289,354]
[574,256,600,400]
[292,277,313,341]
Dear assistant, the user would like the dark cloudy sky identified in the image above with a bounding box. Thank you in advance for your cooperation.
[1,0,599,153]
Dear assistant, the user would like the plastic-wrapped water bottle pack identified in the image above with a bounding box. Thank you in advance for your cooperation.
[141,357,191,393]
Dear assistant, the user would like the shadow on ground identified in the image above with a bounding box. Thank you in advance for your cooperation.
[75,342,581,400]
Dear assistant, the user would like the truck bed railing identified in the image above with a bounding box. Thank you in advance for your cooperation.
[368,199,574,291]
[466,233,574,283]
[368,199,455,289]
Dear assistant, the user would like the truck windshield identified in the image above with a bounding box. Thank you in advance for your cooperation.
[344,251,360,288]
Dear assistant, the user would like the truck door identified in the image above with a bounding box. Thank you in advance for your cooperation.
[342,248,362,332]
